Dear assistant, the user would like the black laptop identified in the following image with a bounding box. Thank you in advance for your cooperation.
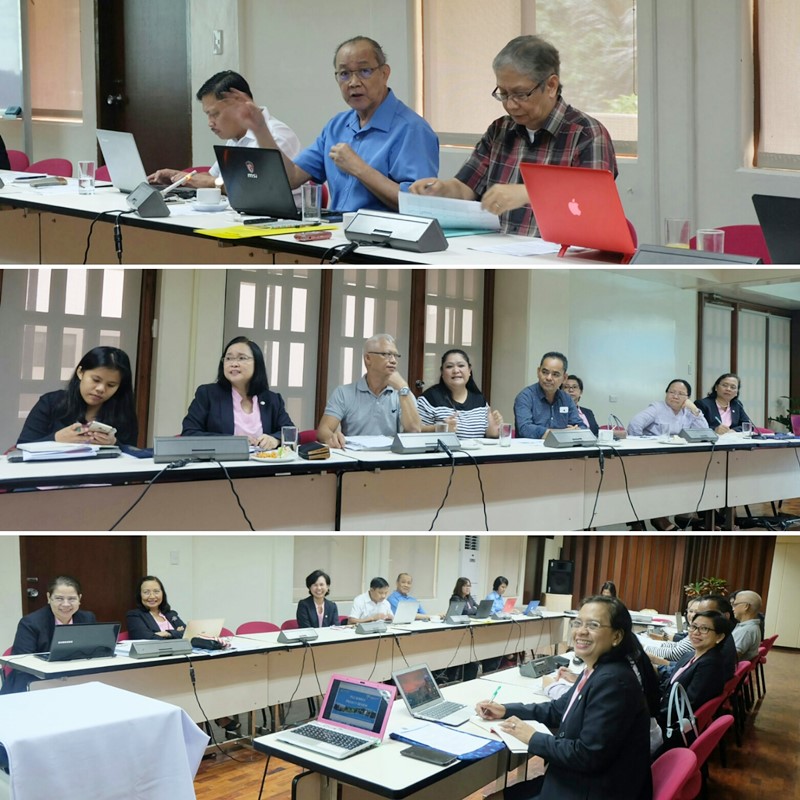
[34,622,120,661]
[752,194,800,264]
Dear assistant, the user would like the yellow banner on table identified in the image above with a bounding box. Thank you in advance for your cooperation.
[194,224,338,239]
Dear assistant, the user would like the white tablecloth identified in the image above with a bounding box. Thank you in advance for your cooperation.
[0,682,208,800]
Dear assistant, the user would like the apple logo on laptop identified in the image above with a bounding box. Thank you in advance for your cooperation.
[568,198,582,216]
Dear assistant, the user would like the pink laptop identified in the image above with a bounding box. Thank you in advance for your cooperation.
[790,414,800,436]
[519,163,636,263]
[502,596,518,613]
[276,673,396,759]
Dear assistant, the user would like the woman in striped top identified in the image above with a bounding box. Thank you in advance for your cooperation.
[417,348,503,439]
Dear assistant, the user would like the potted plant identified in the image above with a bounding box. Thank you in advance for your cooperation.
[683,577,728,599]
[769,396,800,431]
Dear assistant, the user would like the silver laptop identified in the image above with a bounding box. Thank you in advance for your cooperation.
[392,664,472,726]
[96,129,195,197]
[276,674,396,760]
[390,599,419,626]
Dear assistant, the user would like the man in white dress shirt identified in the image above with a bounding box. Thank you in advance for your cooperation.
[147,70,301,193]
[348,577,393,624]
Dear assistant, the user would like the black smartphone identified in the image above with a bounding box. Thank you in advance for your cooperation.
[400,745,457,766]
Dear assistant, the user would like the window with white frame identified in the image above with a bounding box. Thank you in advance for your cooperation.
[420,0,638,153]
[326,269,412,395]
[422,269,485,393]
[756,0,800,169]
[223,269,321,431]
[0,268,141,447]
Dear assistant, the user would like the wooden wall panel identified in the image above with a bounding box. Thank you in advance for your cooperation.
[560,535,776,615]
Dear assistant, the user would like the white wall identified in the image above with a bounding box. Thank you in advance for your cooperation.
[0,536,22,651]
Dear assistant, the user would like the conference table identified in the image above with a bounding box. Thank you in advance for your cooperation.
[0,169,616,266]
[253,668,550,800]
[0,614,564,725]
[2,432,797,530]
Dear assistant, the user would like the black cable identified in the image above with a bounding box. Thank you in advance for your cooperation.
[256,754,272,800]
[108,460,186,530]
[586,446,607,530]
[428,448,456,530]
[307,642,324,698]
[185,655,250,762]
[392,634,410,668]
[81,207,129,264]
[214,459,256,530]
[326,241,359,264]
[694,441,717,517]
[461,450,489,530]
[366,631,383,682]
[616,450,642,524]
[277,642,312,728]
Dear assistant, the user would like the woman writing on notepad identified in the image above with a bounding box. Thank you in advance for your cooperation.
[181,336,294,450]
[475,596,657,800]
[1,575,96,694]
[16,346,138,446]
[417,348,503,438]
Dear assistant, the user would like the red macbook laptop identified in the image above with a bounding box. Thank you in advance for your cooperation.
[519,163,636,263]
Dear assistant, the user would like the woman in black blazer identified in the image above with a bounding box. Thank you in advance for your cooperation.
[695,372,753,434]
[563,375,599,436]
[181,336,294,449]
[2,575,96,694]
[126,576,186,639]
[476,596,657,800]
[450,576,479,615]
[658,610,728,739]
[296,569,340,628]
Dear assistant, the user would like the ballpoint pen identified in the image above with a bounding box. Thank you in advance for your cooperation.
[160,170,197,196]
[490,685,501,702]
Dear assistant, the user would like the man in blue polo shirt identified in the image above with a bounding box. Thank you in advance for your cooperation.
[236,35,438,212]
[513,351,586,439]
[317,334,422,448]
[387,573,429,621]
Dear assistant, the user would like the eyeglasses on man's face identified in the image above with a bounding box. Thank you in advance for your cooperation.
[368,351,402,361]
[334,66,383,83]
[491,80,544,104]
[50,595,80,605]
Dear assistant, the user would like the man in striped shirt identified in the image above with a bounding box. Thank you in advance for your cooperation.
[409,35,616,237]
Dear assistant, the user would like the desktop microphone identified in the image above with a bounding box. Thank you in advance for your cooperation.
[437,438,453,457]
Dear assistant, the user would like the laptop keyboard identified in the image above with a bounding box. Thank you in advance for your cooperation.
[291,724,366,751]
[425,701,465,719]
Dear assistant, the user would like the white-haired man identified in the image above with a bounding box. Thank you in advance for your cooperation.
[317,334,421,448]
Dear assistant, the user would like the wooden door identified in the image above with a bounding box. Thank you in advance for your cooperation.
[20,536,146,632]
[96,0,191,173]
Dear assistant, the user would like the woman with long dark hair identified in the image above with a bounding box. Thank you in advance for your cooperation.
[476,596,656,800]
[182,335,294,449]
[126,575,186,640]
[695,372,753,434]
[17,346,137,445]
[417,348,503,438]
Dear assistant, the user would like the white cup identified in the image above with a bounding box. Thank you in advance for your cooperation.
[196,187,222,205]
[598,429,614,444]
[741,421,753,438]
[78,160,95,195]
[301,183,322,223]
[499,422,513,447]
[658,423,671,443]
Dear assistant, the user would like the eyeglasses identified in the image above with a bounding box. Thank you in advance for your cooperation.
[491,80,544,104]
[223,355,254,363]
[688,623,715,635]
[562,384,580,391]
[334,66,383,83]
[368,351,402,360]
[667,391,688,398]
[51,596,80,605]
[569,619,612,632]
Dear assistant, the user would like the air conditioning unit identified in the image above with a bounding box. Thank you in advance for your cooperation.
[458,535,481,595]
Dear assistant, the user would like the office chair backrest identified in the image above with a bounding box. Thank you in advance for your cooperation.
[28,157,74,177]
[651,747,697,800]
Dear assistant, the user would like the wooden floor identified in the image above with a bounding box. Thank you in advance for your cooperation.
[193,647,799,799]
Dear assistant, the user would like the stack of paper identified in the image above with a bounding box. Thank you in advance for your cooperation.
[17,442,100,461]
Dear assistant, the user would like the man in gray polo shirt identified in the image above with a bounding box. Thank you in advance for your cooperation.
[731,590,763,661]
[317,333,422,448]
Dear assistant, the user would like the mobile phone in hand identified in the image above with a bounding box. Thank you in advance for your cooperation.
[87,420,117,435]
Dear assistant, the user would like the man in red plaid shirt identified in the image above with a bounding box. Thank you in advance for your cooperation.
[410,35,617,237]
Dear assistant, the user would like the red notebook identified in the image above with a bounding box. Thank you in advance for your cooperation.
[520,163,636,263]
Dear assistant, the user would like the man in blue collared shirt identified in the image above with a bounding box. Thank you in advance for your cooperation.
[514,351,586,438]
[387,573,429,620]
[240,36,438,213]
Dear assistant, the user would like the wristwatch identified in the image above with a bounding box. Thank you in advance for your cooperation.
[398,387,410,396]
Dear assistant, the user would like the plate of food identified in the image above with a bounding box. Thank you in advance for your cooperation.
[250,447,297,462]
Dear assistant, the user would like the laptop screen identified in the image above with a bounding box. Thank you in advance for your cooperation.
[318,674,396,737]
[392,665,442,711]
[48,622,120,661]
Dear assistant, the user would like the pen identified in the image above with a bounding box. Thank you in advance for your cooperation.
[490,685,501,702]
[160,170,197,196]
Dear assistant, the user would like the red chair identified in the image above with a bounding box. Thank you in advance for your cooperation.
[1,646,12,687]
[280,619,299,630]
[677,715,735,800]
[299,429,318,445]
[117,631,130,642]
[8,150,29,171]
[95,165,111,182]
[720,661,751,746]
[220,626,234,637]
[184,165,211,173]
[651,747,697,800]
[755,633,777,697]
[688,224,771,263]
[27,158,73,177]
[693,693,726,734]
[320,182,330,209]
[235,621,279,635]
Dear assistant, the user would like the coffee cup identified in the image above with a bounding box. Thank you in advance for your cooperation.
[196,187,222,205]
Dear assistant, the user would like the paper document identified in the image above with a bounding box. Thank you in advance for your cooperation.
[344,435,394,451]
[394,721,494,756]
[17,442,100,461]
[467,238,561,257]
[470,716,552,752]
[399,192,501,231]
